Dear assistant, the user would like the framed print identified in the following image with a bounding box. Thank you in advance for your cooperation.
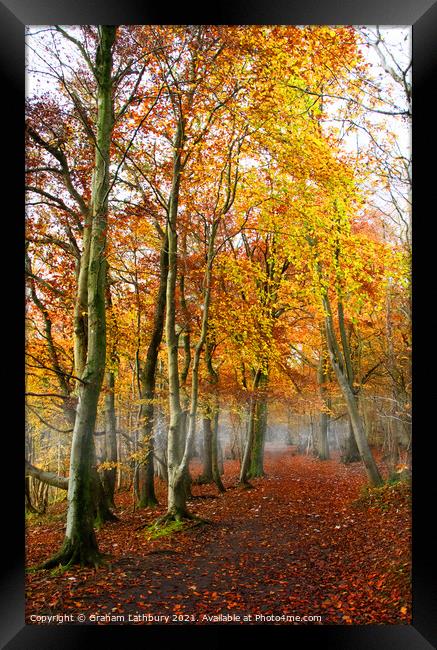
[1,0,436,647]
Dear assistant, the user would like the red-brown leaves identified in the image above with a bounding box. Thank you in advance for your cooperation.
[26,450,411,625]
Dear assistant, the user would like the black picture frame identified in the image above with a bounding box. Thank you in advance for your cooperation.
[2,0,436,647]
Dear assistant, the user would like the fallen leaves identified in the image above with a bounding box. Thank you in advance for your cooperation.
[25,451,411,625]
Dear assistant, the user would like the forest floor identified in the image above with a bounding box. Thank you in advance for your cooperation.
[25,448,411,625]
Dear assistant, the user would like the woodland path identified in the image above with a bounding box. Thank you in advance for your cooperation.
[26,449,411,625]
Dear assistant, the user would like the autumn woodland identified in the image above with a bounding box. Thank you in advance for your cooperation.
[25,25,411,625]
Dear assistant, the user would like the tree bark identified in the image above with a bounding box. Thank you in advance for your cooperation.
[323,292,383,486]
[165,118,188,520]
[102,369,117,504]
[91,437,118,525]
[248,371,268,478]
[342,417,361,463]
[239,369,262,485]
[199,415,214,483]
[138,234,168,508]
[211,407,225,491]
[239,398,256,485]
[25,459,69,490]
[317,351,330,460]
[101,282,118,506]
[42,26,117,568]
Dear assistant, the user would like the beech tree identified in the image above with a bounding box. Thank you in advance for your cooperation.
[38,25,117,567]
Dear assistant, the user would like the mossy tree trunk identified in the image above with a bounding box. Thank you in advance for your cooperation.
[42,26,117,568]
[239,369,262,485]
[248,371,268,478]
[336,300,360,464]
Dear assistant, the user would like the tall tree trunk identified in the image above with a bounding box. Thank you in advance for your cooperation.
[199,415,214,483]
[42,26,117,567]
[102,368,117,506]
[91,436,117,526]
[342,417,360,463]
[239,397,256,486]
[240,368,268,483]
[212,408,225,491]
[178,262,194,501]
[25,476,39,514]
[248,371,268,478]
[165,117,222,517]
[239,369,262,485]
[336,300,360,463]
[323,292,383,487]
[317,351,330,460]
[138,234,168,508]
[181,226,216,495]
[101,282,118,506]
[165,118,188,520]
[204,339,225,492]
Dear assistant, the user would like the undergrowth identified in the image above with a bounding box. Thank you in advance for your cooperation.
[144,519,186,540]
[354,476,411,511]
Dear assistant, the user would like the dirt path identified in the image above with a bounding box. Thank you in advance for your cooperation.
[25,450,411,625]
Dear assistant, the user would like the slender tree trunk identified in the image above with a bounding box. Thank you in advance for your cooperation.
[177,266,193,501]
[217,439,224,475]
[116,427,123,491]
[203,337,225,492]
[239,369,262,485]
[181,227,216,493]
[25,476,38,513]
[239,368,265,484]
[317,352,330,460]
[248,371,268,478]
[91,437,117,526]
[137,234,168,508]
[336,301,360,464]
[199,415,213,483]
[323,292,383,486]
[239,396,256,485]
[165,118,189,520]
[165,118,222,517]
[287,406,294,446]
[211,407,225,492]
[102,369,117,505]
[342,417,360,463]
[73,225,91,381]
[42,26,117,567]
[101,282,118,506]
